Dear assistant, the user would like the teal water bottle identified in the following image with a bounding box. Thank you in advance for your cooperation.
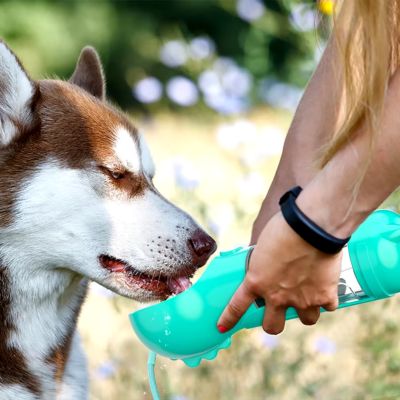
[130,209,400,367]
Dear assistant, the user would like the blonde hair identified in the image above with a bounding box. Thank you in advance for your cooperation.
[320,0,400,167]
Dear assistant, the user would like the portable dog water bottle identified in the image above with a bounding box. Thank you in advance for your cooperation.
[130,209,400,368]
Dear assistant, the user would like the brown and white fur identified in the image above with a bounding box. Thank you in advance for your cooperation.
[0,41,216,399]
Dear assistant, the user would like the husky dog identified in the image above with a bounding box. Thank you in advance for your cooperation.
[0,41,216,399]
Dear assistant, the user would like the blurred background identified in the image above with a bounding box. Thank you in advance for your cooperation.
[3,0,400,399]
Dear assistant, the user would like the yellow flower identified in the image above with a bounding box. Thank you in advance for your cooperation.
[318,0,334,15]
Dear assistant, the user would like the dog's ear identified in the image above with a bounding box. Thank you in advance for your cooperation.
[0,41,37,147]
[69,46,105,100]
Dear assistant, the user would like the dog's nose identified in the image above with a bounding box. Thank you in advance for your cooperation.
[188,229,217,257]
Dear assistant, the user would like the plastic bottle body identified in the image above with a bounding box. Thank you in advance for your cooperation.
[130,245,371,366]
[130,209,400,367]
[130,247,255,365]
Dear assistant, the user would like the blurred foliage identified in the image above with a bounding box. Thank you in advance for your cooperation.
[0,0,328,112]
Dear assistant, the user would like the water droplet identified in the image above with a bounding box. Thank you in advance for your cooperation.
[164,329,171,336]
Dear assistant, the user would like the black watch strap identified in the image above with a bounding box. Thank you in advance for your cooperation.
[279,186,350,254]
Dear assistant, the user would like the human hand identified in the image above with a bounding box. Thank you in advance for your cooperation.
[217,212,341,334]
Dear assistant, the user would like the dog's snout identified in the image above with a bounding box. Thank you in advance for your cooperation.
[188,229,217,258]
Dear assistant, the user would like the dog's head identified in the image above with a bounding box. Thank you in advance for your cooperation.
[0,42,216,301]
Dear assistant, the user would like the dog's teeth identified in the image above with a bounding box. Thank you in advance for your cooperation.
[167,276,192,295]
[100,255,126,273]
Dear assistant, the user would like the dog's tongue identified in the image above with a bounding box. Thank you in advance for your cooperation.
[167,276,192,295]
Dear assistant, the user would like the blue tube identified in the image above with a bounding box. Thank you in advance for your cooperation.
[147,351,161,400]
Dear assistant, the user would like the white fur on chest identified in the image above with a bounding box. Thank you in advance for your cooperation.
[9,271,86,397]
[8,273,86,358]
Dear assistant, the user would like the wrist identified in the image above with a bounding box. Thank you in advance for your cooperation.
[296,181,371,239]
[279,186,351,253]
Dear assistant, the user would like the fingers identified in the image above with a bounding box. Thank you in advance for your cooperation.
[262,305,286,335]
[322,296,339,312]
[217,282,254,333]
[297,306,320,326]
[263,305,321,334]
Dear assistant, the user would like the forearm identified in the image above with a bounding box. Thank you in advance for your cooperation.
[251,38,342,243]
[297,68,400,238]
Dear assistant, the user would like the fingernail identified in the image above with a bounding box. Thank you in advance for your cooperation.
[217,324,228,333]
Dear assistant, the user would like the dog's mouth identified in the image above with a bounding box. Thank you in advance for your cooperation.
[99,254,194,299]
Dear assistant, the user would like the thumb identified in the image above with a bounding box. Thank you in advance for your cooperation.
[217,282,255,333]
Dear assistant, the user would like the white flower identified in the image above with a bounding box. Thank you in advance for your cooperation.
[172,158,200,190]
[314,336,337,355]
[259,79,303,111]
[160,40,188,67]
[205,94,248,115]
[216,119,257,149]
[199,58,252,114]
[260,332,279,349]
[93,360,117,380]
[170,396,190,400]
[198,70,222,97]
[222,67,252,97]
[290,4,318,32]
[236,0,265,22]
[189,37,215,60]
[238,172,265,197]
[258,126,285,156]
[207,204,235,235]
[166,76,199,107]
[133,77,162,104]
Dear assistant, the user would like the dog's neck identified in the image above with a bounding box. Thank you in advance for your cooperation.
[0,256,88,398]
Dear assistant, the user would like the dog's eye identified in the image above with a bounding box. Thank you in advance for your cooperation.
[98,166,126,181]
[110,170,125,180]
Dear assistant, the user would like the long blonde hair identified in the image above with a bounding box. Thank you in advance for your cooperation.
[320,0,400,167]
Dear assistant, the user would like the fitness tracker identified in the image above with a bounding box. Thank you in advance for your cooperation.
[279,186,350,254]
